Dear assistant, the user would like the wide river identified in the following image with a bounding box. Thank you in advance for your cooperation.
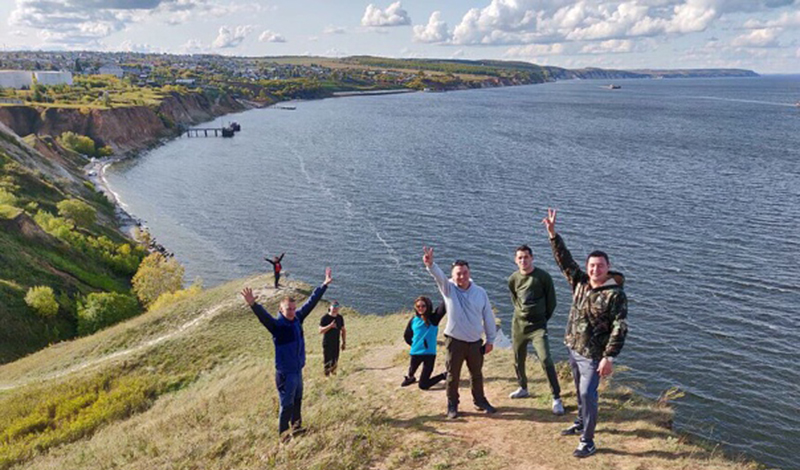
[107,76,800,469]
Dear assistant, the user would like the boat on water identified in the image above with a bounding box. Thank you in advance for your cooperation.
[606,84,621,90]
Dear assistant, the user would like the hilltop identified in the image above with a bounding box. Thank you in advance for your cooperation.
[0,275,759,470]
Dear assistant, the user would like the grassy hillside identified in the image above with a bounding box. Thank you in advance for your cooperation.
[0,127,145,363]
[0,275,759,470]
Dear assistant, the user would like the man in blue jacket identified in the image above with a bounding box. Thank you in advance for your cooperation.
[240,267,333,439]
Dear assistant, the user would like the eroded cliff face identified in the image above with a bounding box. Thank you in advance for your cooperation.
[0,92,246,154]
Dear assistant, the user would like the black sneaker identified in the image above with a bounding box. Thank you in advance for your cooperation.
[474,400,497,414]
[573,441,596,458]
[447,402,459,419]
[561,423,584,436]
[401,376,416,387]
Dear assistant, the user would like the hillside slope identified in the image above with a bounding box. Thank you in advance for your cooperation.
[0,275,758,470]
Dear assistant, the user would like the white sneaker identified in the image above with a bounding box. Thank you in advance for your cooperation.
[552,398,565,415]
[509,388,530,399]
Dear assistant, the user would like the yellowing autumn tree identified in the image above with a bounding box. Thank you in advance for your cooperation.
[131,253,184,307]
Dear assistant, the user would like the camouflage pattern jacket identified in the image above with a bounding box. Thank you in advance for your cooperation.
[550,234,628,361]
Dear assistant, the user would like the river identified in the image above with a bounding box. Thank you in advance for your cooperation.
[106,76,800,469]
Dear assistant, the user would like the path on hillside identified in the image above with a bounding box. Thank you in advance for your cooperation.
[346,342,686,470]
[0,286,283,392]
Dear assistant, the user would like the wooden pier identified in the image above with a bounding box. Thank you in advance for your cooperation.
[184,127,235,138]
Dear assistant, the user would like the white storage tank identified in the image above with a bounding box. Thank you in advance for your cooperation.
[33,71,74,86]
[0,70,34,89]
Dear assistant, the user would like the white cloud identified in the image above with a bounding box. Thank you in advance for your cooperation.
[448,0,798,47]
[744,10,800,28]
[504,43,565,58]
[413,11,450,43]
[580,39,635,53]
[178,38,209,54]
[324,47,347,57]
[361,1,411,27]
[117,39,160,53]
[323,25,347,34]
[212,25,253,48]
[259,30,286,43]
[731,28,782,47]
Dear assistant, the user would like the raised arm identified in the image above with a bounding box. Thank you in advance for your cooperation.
[277,253,285,262]
[297,267,332,322]
[542,208,586,289]
[423,246,450,297]
[430,302,446,327]
[241,287,276,334]
[265,257,276,266]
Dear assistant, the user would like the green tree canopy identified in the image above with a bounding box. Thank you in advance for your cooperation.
[57,198,96,228]
[25,286,59,318]
[132,253,185,307]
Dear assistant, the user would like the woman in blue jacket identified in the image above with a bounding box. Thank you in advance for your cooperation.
[402,296,447,389]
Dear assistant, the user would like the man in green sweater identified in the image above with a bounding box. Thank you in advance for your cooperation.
[507,244,564,415]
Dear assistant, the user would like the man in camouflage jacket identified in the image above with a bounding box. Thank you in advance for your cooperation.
[542,208,628,459]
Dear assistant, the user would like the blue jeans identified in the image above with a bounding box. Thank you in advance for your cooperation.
[275,370,303,434]
[568,349,600,443]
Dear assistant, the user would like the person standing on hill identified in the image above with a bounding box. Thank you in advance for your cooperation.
[265,253,285,289]
[401,296,447,389]
[423,246,497,419]
[507,244,564,416]
[240,267,333,441]
[542,209,628,458]
[319,300,346,376]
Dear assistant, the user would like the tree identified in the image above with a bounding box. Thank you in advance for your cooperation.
[132,253,185,307]
[77,292,141,335]
[57,198,96,228]
[58,131,97,156]
[25,286,59,318]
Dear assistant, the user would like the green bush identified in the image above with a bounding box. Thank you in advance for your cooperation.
[0,204,21,219]
[24,286,59,318]
[0,188,17,206]
[132,253,184,306]
[57,198,96,228]
[77,292,141,335]
[58,131,96,156]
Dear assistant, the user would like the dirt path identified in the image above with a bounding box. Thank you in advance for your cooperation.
[347,340,687,470]
[0,286,283,392]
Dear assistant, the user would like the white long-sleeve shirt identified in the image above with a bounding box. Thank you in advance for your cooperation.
[427,262,497,344]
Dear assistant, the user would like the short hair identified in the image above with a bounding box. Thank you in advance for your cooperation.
[280,296,296,304]
[515,245,533,256]
[451,259,470,269]
[586,250,609,265]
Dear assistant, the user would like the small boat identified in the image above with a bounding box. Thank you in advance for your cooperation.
[275,105,296,110]
[607,84,621,90]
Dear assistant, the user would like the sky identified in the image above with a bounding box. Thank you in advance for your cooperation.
[1,0,799,73]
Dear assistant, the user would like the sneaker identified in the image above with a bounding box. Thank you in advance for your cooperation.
[573,441,596,458]
[552,398,565,415]
[401,376,416,387]
[509,388,530,399]
[447,402,459,419]
[561,423,584,436]
[474,400,497,414]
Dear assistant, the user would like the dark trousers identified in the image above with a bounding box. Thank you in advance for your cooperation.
[444,336,486,406]
[408,354,446,390]
[512,321,561,399]
[568,349,600,443]
[275,370,303,434]
[323,342,340,376]
[274,271,281,288]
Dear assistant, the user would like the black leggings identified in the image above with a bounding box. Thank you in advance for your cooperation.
[408,354,446,390]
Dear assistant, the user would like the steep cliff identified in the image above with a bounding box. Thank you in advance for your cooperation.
[0,91,246,155]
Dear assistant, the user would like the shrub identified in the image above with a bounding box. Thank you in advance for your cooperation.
[148,281,202,311]
[77,292,141,335]
[0,188,17,206]
[0,204,22,219]
[58,131,96,156]
[57,198,96,228]
[24,286,59,318]
[132,253,185,306]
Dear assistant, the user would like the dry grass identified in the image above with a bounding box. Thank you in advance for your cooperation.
[0,274,762,470]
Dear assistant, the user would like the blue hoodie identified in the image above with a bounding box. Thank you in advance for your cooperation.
[250,284,327,373]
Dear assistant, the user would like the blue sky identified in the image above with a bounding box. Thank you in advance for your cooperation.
[1,0,798,73]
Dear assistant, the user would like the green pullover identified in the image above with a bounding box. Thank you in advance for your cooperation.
[507,267,557,331]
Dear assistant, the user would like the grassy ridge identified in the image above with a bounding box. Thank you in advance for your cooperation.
[0,275,759,470]
[0,134,143,363]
